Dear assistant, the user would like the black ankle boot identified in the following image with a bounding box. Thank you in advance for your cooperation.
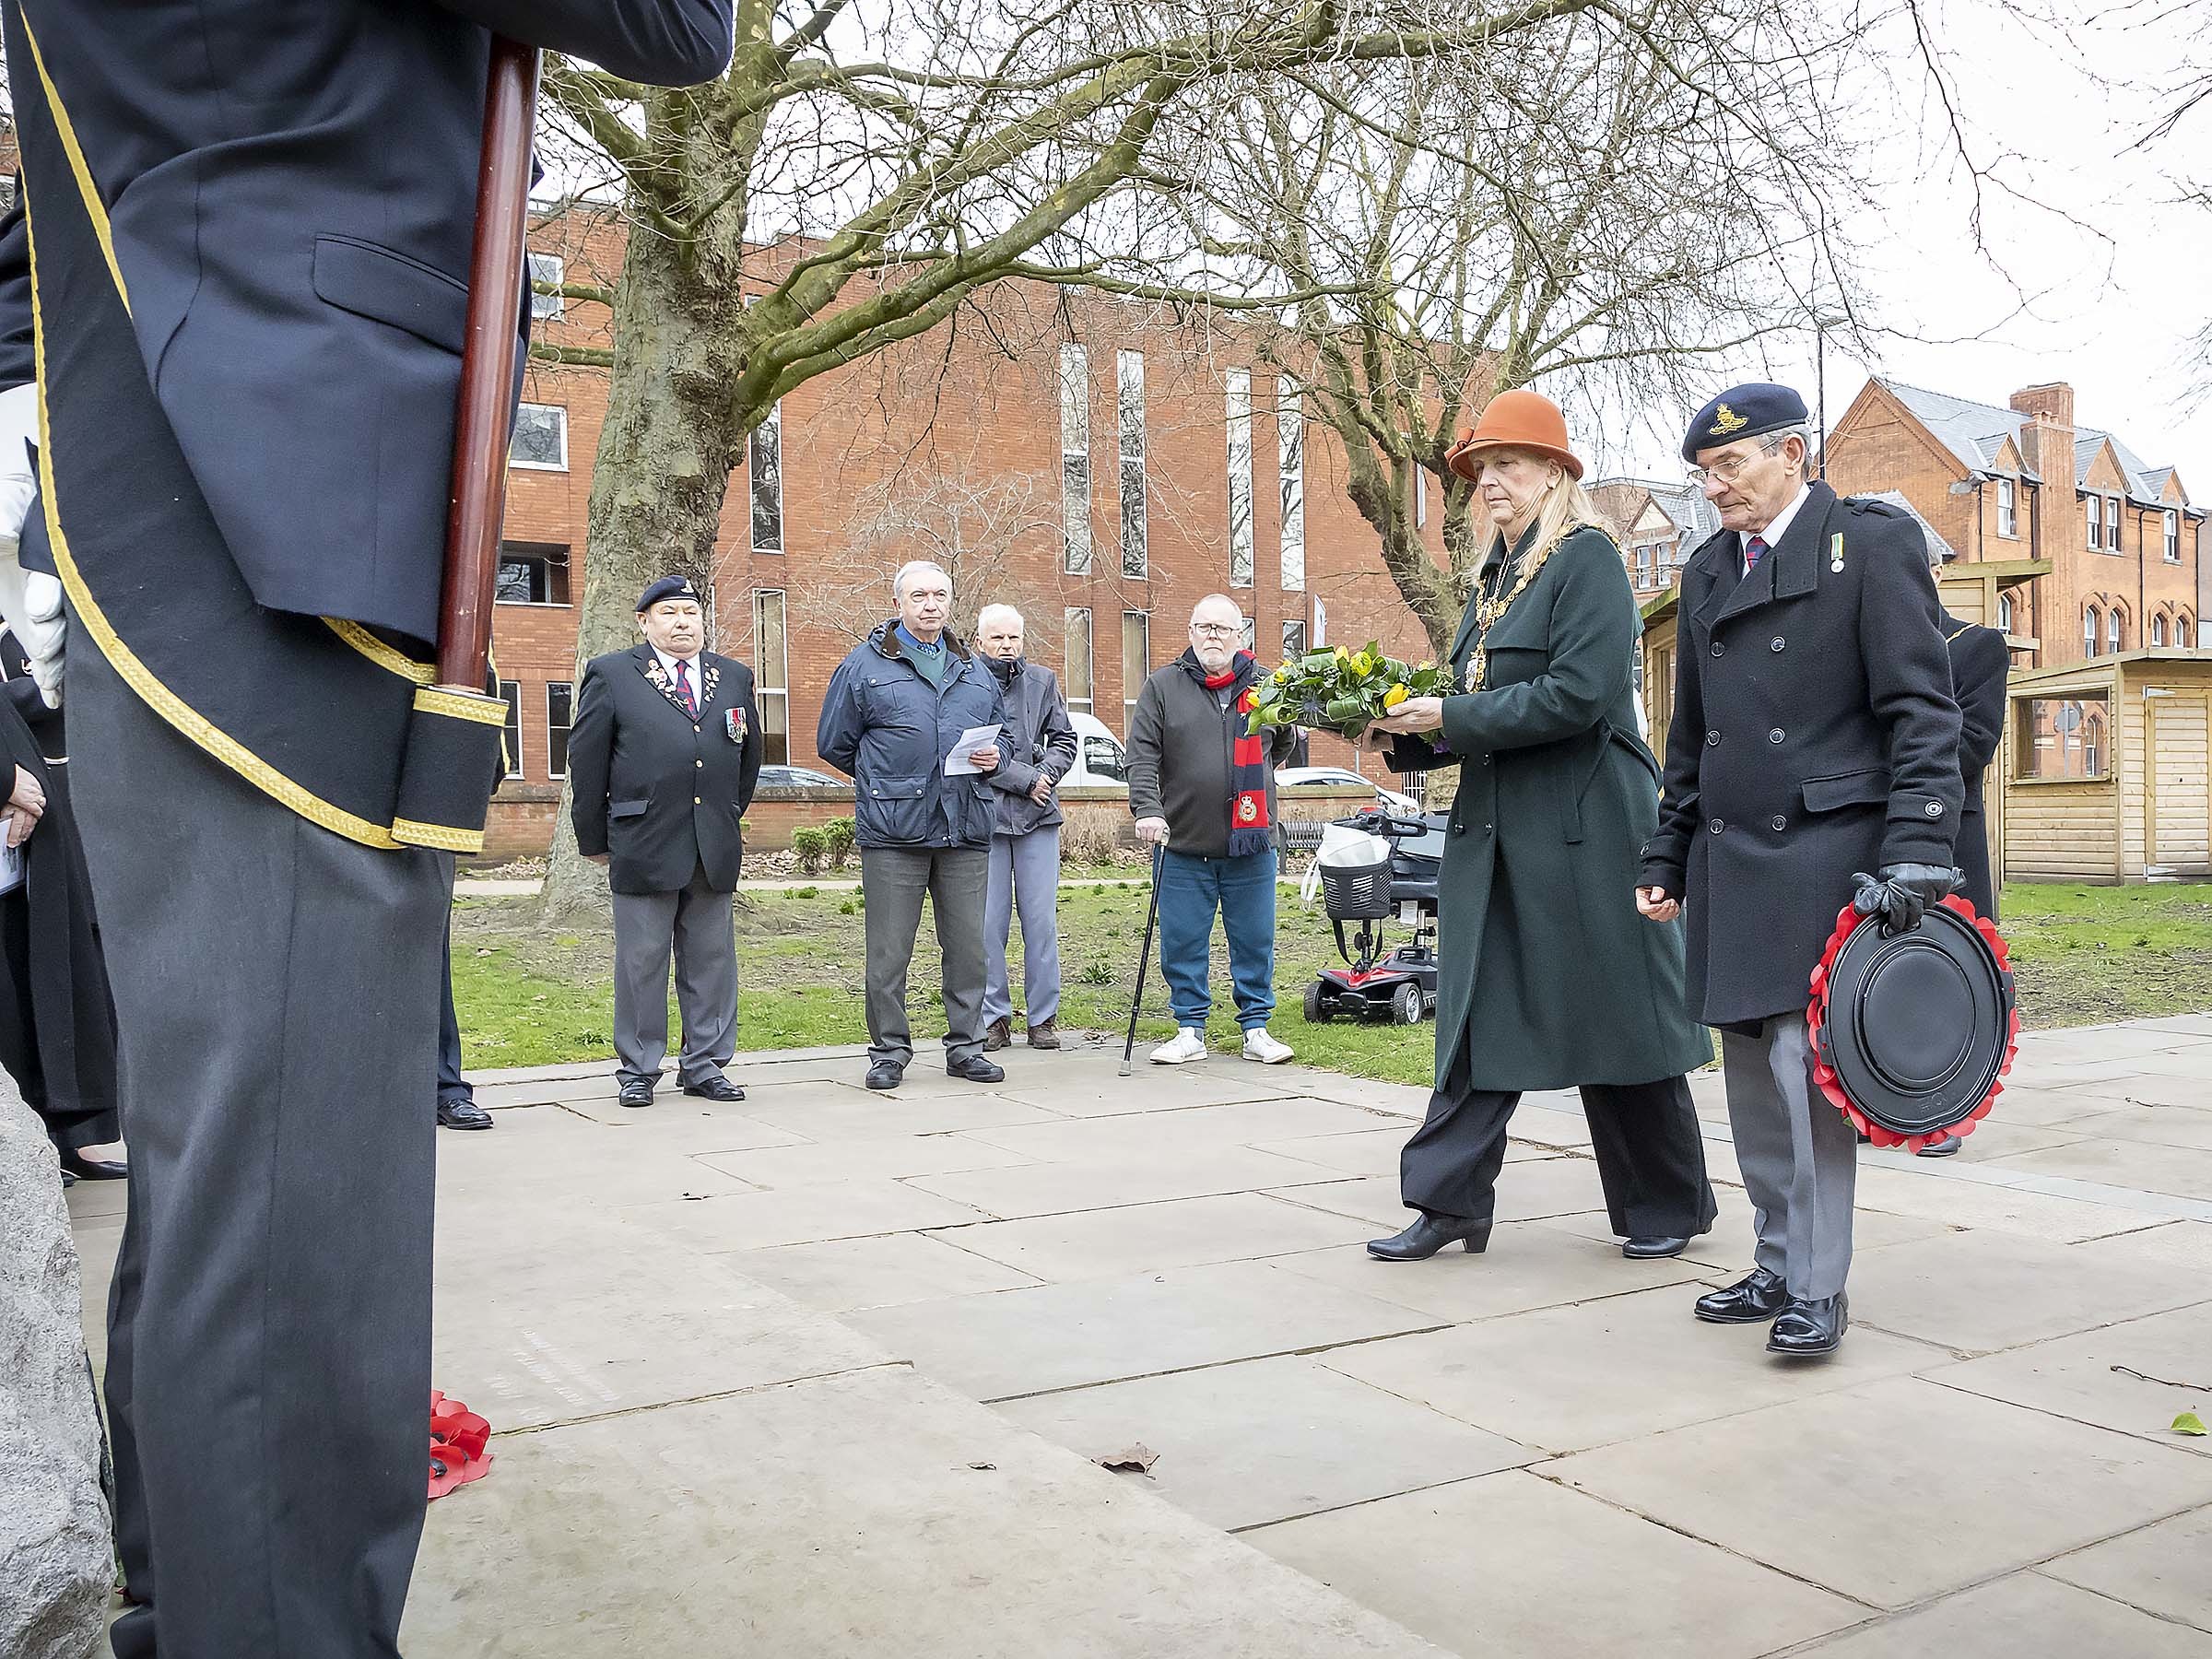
[1367,1213,1491,1261]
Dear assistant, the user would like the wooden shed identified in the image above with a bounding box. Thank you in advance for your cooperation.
[2003,652,2212,884]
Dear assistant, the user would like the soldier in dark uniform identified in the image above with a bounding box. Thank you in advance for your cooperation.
[0,5,732,1655]
[1637,383,1963,1358]
[568,577,764,1108]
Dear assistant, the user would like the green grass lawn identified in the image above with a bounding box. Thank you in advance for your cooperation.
[451,880,2212,1083]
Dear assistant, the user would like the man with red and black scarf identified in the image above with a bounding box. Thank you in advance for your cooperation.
[1128,594,1300,1065]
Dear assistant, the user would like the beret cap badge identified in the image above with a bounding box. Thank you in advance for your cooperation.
[1710,404,1749,436]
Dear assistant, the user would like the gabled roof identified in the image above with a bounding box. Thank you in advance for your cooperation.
[1588,477,1723,550]
[1876,378,2185,508]
[2073,429,2164,501]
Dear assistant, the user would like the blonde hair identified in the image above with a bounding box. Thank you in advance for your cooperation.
[1472,448,1602,564]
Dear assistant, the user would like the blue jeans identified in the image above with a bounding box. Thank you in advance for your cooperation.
[1155,848,1277,1030]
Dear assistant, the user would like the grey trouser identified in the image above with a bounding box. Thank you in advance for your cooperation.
[71,621,450,1659]
[982,826,1062,1027]
[861,844,989,1068]
[613,866,737,1089]
[1721,1012,1857,1300]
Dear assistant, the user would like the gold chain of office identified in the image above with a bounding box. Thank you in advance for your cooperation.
[1465,519,1600,692]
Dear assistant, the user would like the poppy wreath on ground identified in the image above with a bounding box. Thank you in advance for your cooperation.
[1806,894,2018,1153]
[429,1389,493,1500]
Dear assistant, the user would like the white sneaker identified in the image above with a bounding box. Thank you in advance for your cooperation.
[1149,1027,1209,1065]
[1241,1028,1294,1065]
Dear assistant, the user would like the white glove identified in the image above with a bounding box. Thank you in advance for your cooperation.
[0,382,64,709]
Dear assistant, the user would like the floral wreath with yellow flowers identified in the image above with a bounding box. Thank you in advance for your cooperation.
[1243,641,1453,739]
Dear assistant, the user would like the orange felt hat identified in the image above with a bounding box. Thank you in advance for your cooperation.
[1444,389,1584,482]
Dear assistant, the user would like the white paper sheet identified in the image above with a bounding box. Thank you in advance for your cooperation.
[942,724,1003,775]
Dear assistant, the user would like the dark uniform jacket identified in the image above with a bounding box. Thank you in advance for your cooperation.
[1390,525,1712,1091]
[1944,612,2010,918]
[986,660,1078,839]
[567,645,762,897]
[817,623,1007,852]
[1641,484,1964,1028]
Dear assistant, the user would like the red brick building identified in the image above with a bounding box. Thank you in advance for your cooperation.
[1823,378,2206,668]
[1587,477,1721,599]
[486,209,1438,850]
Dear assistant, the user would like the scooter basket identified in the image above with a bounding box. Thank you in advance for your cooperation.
[1320,855,1394,921]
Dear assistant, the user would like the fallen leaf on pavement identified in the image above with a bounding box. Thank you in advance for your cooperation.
[1093,1443,1159,1474]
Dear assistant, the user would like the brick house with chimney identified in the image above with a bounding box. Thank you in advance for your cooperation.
[1586,477,1721,599]
[1822,378,2206,668]
[483,206,1439,852]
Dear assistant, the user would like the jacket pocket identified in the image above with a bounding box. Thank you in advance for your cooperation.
[1801,767,1891,813]
[312,235,468,354]
[609,798,650,819]
[857,771,932,843]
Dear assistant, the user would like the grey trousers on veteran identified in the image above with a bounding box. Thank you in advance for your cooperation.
[1721,1014,1857,1300]
[612,865,739,1090]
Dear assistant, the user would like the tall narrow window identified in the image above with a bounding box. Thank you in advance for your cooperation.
[749,403,784,553]
[2084,606,2100,657]
[2165,510,2181,563]
[1240,618,1257,653]
[1278,374,1305,592]
[1059,345,1092,574]
[1063,607,1093,715]
[2179,617,2193,648]
[1997,477,2017,538]
[1283,618,1308,657]
[2152,614,2168,647]
[1117,350,1147,576]
[2110,608,2123,653]
[1121,610,1148,735]
[2107,497,2122,551]
[1226,368,1254,587]
[2086,494,2102,550]
[1997,593,2014,633]
[526,252,565,321]
[546,681,573,779]
[1416,465,1428,530]
[498,678,523,779]
[751,589,790,765]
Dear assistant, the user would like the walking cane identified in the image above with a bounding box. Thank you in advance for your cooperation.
[1119,842,1166,1077]
[435,37,543,690]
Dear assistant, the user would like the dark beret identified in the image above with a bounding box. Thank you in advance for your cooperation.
[636,575,701,612]
[1682,382,1810,462]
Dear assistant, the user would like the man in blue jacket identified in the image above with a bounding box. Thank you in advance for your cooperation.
[0,6,732,1655]
[818,562,1010,1090]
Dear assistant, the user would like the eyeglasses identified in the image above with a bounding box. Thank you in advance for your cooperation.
[1688,434,1789,487]
[1190,622,1241,638]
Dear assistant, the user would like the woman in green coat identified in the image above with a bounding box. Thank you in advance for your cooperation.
[1366,391,1714,1262]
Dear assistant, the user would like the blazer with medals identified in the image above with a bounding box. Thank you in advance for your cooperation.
[567,644,763,897]
[1640,484,1964,1029]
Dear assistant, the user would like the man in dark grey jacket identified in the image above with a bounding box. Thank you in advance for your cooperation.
[1128,594,1301,1065]
[975,604,1078,1051]
[818,562,1009,1090]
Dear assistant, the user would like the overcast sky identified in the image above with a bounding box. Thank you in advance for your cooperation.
[1593,0,2209,485]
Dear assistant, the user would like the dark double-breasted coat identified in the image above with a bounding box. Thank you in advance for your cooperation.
[1943,612,2011,919]
[1640,484,1965,1028]
[1391,525,1713,1092]
[568,644,764,896]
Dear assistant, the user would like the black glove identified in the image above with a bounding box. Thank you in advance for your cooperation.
[1850,864,1959,935]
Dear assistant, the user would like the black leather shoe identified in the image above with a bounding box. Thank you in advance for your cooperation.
[683,1077,747,1103]
[947,1053,1006,1083]
[1367,1214,1491,1261]
[436,1097,495,1131]
[1693,1266,1790,1324]
[865,1062,904,1091]
[1767,1293,1848,1357]
[1623,1235,1690,1259]
[617,1080,656,1109]
[58,1148,131,1179]
[1915,1134,1961,1158]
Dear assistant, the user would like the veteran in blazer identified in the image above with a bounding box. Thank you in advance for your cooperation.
[1639,383,1963,1357]
[570,577,764,1108]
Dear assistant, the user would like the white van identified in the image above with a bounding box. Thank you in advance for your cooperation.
[1062,712,1130,790]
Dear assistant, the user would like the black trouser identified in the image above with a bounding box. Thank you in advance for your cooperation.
[71,629,450,1659]
[1399,1040,1717,1238]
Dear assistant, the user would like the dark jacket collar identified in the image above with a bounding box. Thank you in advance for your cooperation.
[868,618,972,663]
[1693,480,1833,630]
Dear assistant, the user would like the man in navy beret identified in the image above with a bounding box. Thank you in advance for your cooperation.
[1636,382,1963,1357]
[568,576,763,1108]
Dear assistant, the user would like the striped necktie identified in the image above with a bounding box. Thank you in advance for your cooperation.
[672,657,698,716]
[1746,535,1770,570]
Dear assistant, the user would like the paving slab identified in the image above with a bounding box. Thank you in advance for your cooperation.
[732,1232,1044,1314]
[1845,1162,2171,1241]
[1796,1571,2212,1656]
[1565,1197,1950,1276]
[996,1356,1536,1531]
[403,1365,1447,1659]
[2062,1075,2212,1110]
[1842,1229,2211,1353]
[1255,1127,1557,1177]
[435,1105,783,1205]
[2058,1103,2212,1151]
[2041,1504,2212,1635]
[930,1193,1377,1282]
[1892,1118,2092,1163]
[1549,1376,2212,1607]
[1322,1285,1940,1454]
[849,1258,1441,1401]
[1262,1156,1624,1231]
[736,1081,1061,1140]
[904,1146,1343,1219]
[2067,1218,2212,1272]
[1265,1222,1709,1324]
[996,1067,1306,1117]
[1925,1303,2212,1455]
[617,1177,991,1253]
[963,1097,1402,1160]
[1996,1137,2212,1201]
[1967,1084,2139,1127]
[1246,1469,1860,1659]
[693,1131,1038,1187]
